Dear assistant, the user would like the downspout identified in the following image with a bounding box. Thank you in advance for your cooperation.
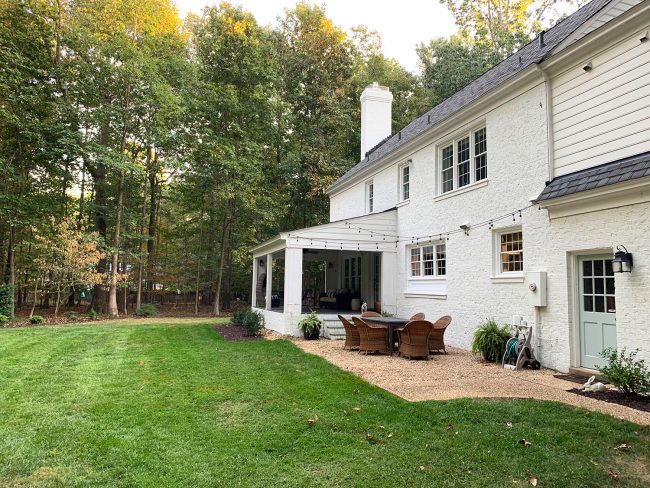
[536,63,555,182]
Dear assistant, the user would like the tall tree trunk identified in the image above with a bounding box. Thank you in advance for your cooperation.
[213,207,231,317]
[6,225,15,317]
[194,208,204,316]
[146,152,158,296]
[108,174,125,318]
[135,148,151,310]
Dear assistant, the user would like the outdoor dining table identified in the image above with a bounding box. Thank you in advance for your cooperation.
[360,316,410,355]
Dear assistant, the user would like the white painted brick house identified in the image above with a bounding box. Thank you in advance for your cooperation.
[251,0,650,373]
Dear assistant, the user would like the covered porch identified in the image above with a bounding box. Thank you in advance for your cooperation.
[251,210,398,336]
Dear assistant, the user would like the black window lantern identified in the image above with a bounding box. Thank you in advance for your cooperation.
[612,245,633,273]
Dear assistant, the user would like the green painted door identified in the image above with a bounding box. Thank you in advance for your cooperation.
[578,255,617,370]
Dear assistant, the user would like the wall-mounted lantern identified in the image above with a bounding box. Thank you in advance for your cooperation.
[612,245,633,273]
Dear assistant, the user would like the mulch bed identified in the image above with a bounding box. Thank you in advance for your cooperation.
[569,388,650,413]
[213,323,262,342]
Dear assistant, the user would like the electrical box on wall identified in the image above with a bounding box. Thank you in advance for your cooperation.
[525,272,547,307]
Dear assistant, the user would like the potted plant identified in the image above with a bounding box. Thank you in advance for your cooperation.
[471,319,512,362]
[298,312,322,340]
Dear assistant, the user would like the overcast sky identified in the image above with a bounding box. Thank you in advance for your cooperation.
[175,0,458,72]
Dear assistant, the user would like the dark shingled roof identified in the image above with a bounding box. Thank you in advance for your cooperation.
[536,151,650,201]
[327,0,614,193]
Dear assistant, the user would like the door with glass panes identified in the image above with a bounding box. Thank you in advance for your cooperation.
[578,255,617,370]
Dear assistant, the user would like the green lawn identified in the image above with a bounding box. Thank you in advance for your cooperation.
[0,320,648,487]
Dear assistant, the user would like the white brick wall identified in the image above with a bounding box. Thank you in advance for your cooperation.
[327,81,650,373]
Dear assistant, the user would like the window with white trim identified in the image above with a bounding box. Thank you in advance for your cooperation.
[497,229,523,274]
[409,243,446,278]
[399,162,410,201]
[344,256,361,290]
[439,126,487,194]
[366,180,374,213]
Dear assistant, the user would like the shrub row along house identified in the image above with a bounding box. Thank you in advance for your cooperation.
[251,0,650,373]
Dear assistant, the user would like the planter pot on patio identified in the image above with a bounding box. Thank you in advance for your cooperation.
[304,329,320,340]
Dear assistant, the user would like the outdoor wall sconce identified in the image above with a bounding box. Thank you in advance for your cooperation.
[259,259,265,267]
[612,245,633,273]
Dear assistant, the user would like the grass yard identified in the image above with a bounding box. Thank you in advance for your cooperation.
[1,319,649,487]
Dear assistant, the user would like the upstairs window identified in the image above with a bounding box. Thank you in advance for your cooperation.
[399,162,410,201]
[366,180,374,213]
[440,127,487,194]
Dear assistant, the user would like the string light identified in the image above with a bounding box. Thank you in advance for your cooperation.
[283,204,534,252]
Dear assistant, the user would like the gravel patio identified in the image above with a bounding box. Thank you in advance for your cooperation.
[293,338,650,426]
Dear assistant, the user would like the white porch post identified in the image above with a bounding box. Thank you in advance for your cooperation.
[251,257,258,307]
[283,247,303,314]
[265,254,273,310]
[381,252,397,314]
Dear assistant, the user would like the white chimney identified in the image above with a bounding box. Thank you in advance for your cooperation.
[360,82,393,159]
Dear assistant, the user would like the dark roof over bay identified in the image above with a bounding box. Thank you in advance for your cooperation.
[327,0,613,193]
[536,151,650,201]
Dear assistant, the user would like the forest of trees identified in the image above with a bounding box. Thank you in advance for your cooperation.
[0,0,575,319]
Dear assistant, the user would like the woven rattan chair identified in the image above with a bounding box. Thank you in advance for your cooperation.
[338,315,360,351]
[352,317,388,354]
[409,312,425,320]
[428,315,452,354]
[397,320,433,360]
[361,311,381,317]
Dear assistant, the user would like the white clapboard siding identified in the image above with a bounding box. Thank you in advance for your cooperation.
[560,0,642,47]
[552,23,650,176]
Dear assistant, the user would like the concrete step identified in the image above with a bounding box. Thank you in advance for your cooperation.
[322,318,346,340]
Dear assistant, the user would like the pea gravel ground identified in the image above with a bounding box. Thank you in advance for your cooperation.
[293,338,650,426]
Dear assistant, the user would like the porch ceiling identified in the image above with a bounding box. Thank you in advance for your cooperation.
[251,208,398,257]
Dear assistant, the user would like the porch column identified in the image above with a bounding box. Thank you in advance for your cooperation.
[251,257,259,307]
[265,254,273,310]
[381,252,397,314]
[283,247,303,314]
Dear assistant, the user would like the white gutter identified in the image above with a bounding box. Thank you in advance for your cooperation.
[535,64,555,182]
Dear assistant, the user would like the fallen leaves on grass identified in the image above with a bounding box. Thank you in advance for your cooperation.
[138,360,144,366]
[615,443,630,450]
[608,468,620,479]
[518,439,532,447]
[529,474,538,486]
[307,415,319,427]
[419,466,426,472]
[353,407,361,412]
[506,421,513,428]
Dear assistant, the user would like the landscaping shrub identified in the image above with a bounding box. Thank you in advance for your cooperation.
[135,304,158,317]
[0,314,9,325]
[88,309,98,320]
[471,319,511,362]
[242,309,264,336]
[0,284,13,318]
[232,307,249,325]
[65,311,79,322]
[599,347,650,395]
[30,315,45,325]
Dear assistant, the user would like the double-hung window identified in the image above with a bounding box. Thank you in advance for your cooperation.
[409,243,446,278]
[399,162,410,202]
[366,180,374,213]
[439,127,487,194]
[497,229,523,274]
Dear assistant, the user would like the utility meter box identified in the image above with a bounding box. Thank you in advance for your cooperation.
[525,272,547,307]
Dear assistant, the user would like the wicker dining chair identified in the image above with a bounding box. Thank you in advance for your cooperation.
[428,315,452,354]
[361,311,381,317]
[409,312,425,320]
[338,315,360,351]
[392,313,425,350]
[397,320,433,360]
[352,317,389,354]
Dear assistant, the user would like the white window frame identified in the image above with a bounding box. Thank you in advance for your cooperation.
[398,161,410,202]
[408,242,446,279]
[366,180,374,213]
[437,125,487,195]
[494,227,524,277]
